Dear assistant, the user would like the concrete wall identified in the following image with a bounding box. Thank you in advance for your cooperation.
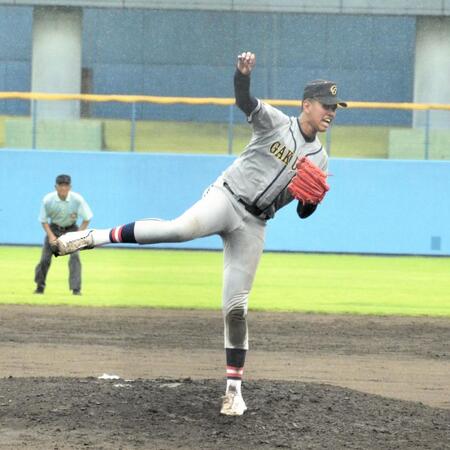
[31,6,82,119]
[0,6,32,115]
[0,6,415,126]
[1,0,449,16]
[413,16,450,129]
[1,149,449,256]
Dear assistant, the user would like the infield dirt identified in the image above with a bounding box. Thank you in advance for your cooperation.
[0,306,449,449]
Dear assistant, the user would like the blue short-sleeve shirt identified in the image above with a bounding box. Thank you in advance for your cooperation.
[38,191,93,227]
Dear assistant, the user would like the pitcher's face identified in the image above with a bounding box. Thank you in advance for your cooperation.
[303,99,337,133]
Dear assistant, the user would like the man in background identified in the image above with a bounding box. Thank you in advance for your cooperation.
[34,174,93,295]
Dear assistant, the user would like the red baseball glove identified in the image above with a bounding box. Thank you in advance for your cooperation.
[288,157,330,204]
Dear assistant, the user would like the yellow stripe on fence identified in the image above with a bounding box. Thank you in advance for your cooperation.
[0,92,449,110]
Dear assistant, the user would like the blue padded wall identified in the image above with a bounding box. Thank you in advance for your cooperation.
[1,149,448,256]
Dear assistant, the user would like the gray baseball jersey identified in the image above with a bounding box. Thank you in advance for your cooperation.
[56,100,328,351]
[221,100,328,219]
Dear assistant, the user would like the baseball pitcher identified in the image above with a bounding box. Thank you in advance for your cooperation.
[52,51,346,416]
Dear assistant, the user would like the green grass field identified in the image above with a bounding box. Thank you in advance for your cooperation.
[1,246,449,316]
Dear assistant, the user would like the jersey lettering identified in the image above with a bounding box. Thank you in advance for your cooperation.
[269,141,282,154]
[282,150,294,165]
[269,141,295,166]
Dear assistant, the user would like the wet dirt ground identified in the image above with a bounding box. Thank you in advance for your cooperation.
[0,306,449,449]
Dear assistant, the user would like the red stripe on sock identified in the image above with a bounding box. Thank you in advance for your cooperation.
[226,366,244,378]
[111,226,124,243]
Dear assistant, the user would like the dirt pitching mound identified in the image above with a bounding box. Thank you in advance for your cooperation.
[0,306,449,449]
[1,377,449,450]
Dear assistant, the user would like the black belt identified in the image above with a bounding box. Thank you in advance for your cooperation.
[51,223,75,231]
[223,182,265,218]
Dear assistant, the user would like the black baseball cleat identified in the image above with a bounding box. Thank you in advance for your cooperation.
[72,289,81,296]
[34,286,44,294]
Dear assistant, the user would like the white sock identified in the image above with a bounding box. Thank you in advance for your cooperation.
[92,229,112,246]
[226,379,242,395]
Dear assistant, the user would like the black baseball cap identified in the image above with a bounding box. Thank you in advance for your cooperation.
[303,80,347,107]
[55,174,71,185]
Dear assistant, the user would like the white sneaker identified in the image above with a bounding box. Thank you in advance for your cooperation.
[53,230,95,256]
[220,387,247,416]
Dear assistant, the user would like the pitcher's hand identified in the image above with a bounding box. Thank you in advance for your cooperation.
[237,51,256,75]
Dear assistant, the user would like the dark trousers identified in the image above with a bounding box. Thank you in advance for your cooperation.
[34,223,81,292]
